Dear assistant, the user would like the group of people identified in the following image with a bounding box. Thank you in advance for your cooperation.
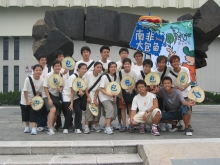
[20,45,195,136]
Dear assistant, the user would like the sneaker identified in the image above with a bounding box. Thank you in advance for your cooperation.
[128,126,134,133]
[52,127,57,132]
[63,129,68,134]
[74,129,82,134]
[159,123,166,132]
[151,127,160,136]
[94,124,101,132]
[119,126,127,132]
[116,123,122,130]
[37,127,44,132]
[31,128,37,135]
[24,127,30,133]
[169,121,180,132]
[185,128,192,136]
[188,125,193,132]
[178,125,185,132]
[84,127,90,134]
[139,126,145,134]
[47,129,55,135]
[104,127,113,135]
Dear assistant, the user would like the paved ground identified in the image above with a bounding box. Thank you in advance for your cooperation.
[0,105,219,141]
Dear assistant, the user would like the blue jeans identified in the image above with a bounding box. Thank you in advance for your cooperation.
[161,105,189,121]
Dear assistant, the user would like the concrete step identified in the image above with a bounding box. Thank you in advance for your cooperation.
[0,141,140,155]
[0,154,143,165]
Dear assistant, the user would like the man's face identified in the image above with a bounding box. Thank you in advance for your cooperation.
[171,58,180,68]
[162,80,172,91]
[56,54,64,62]
[134,54,143,63]
[120,51,128,60]
[143,64,151,74]
[157,59,166,70]
[123,61,131,70]
[38,58,47,67]
[82,50,90,59]
[101,49,110,59]
[137,84,147,94]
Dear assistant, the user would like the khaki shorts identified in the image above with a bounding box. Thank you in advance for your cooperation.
[133,108,161,125]
[85,103,100,122]
[102,100,117,120]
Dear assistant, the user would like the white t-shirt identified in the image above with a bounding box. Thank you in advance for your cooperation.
[20,75,44,105]
[168,66,191,97]
[99,73,120,102]
[131,92,156,114]
[136,70,156,81]
[116,61,135,71]
[133,65,143,74]
[43,72,62,97]
[74,59,94,73]
[98,59,111,73]
[154,65,172,78]
[84,71,102,103]
[62,73,81,102]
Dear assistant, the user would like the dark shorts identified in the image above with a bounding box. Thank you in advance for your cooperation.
[161,105,189,121]
[20,104,37,122]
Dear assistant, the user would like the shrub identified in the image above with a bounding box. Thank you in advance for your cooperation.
[198,91,220,105]
[0,91,21,105]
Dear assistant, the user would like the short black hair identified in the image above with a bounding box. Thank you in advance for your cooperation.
[169,55,180,64]
[32,64,43,71]
[78,63,87,69]
[81,46,91,55]
[122,58,131,65]
[162,76,172,84]
[157,55,168,63]
[100,45,110,52]
[135,80,147,88]
[54,50,63,59]
[133,51,143,58]
[52,60,62,68]
[37,55,47,61]
[119,47,129,54]
[142,59,153,67]
[94,61,103,68]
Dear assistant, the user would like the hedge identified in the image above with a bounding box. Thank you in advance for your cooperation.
[0,91,21,105]
[0,91,219,105]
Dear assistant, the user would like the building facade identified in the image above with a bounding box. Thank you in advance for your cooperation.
[0,0,219,92]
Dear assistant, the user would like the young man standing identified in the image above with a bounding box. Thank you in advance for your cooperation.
[133,51,143,74]
[74,46,94,73]
[130,80,161,136]
[151,76,195,136]
[116,47,135,71]
[99,45,111,72]
[137,59,153,81]
[154,55,172,132]
[169,55,193,132]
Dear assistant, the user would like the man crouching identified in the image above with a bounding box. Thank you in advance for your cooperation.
[130,80,161,136]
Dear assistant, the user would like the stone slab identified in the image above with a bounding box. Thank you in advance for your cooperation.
[0,141,34,155]
[171,158,220,165]
[96,154,143,165]
[50,155,96,165]
[0,155,11,165]
[4,155,53,165]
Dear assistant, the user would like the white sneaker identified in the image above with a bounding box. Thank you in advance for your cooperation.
[185,128,192,136]
[47,128,55,135]
[31,128,37,135]
[37,127,44,132]
[52,127,57,132]
[63,129,68,134]
[104,127,113,135]
[159,123,166,132]
[74,129,82,134]
[116,123,122,130]
[24,127,30,133]
[84,127,90,134]
[94,124,101,132]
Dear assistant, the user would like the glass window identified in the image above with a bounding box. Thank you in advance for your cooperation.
[3,66,8,93]
[14,37,19,60]
[14,66,19,91]
[3,37,9,60]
